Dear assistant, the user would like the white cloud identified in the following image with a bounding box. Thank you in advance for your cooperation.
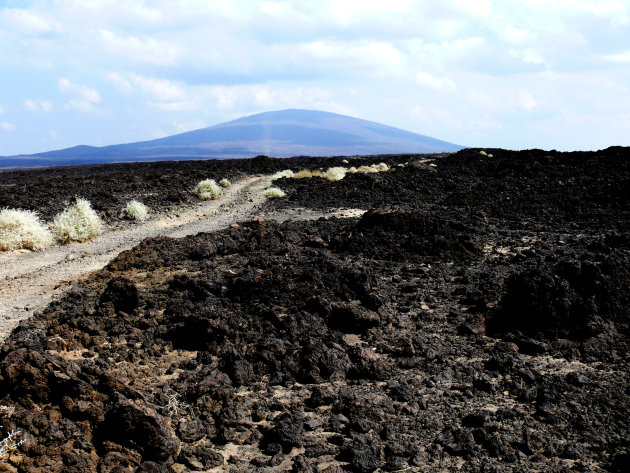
[107,72,132,92]
[0,105,4,114]
[449,0,494,16]
[327,0,413,23]
[604,50,630,63]
[416,72,457,90]
[516,91,537,110]
[130,74,187,101]
[509,48,545,65]
[1,122,16,131]
[293,39,408,77]
[58,78,101,103]
[64,101,95,113]
[2,8,61,33]
[23,99,38,111]
[23,99,53,112]
[501,26,528,42]
[98,28,181,65]
[206,84,352,115]
[150,100,199,111]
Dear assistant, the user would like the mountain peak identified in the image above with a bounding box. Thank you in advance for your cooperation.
[1,109,463,168]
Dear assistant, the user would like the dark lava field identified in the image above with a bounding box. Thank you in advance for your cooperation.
[0,147,629,472]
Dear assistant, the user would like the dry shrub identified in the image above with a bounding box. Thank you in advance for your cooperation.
[324,167,346,181]
[0,208,53,251]
[194,179,222,200]
[264,187,286,198]
[53,198,103,244]
[125,200,149,221]
[294,170,314,179]
[271,170,295,181]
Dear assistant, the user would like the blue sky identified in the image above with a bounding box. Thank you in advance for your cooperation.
[1,0,629,155]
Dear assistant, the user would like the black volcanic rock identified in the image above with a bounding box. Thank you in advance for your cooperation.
[0,147,628,472]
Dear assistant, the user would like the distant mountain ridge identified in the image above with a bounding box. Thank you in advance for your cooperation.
[0,109,463,169]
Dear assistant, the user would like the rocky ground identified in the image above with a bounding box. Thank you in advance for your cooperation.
[0,148,628,472]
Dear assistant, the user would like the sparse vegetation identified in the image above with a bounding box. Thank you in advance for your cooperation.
[294,170,314,179]
[264,187,286,198]
[0,208,53,251]
[219,178,231,188]
[270,170,295,181]
[193,179,222,200]
[324,167,346,181]
[125,200,149,221]
[53,198,103,243]
[356,165,378,173]
[347,167,358,173]
[373,162,389,172]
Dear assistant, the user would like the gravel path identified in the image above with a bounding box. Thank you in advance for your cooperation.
[0,176,270,341]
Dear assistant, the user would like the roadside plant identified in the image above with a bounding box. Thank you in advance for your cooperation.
[324,167,346,181]
[125,200,149,221]
[0,208,53,251]
[194,179,222,201]
[219,178,232,188]
[270,170,295,181]
[264,187,286,199]
[53,198,103,244]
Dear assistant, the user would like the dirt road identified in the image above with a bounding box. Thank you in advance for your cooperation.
[0,174,367,342]
[0,176,270,340]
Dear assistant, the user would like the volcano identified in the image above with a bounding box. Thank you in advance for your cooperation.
[0,109,463,168]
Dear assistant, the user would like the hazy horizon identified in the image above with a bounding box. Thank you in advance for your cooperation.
[1,1,629,156]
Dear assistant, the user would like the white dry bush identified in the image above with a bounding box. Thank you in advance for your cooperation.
[219,178,231,188]
[324,167,347,181]
[270,169,295,181]
[194,179,222,201]
[356,165,378,174]
[342,159,349,164]
[373,162,389,172]
[347,166,358,173]
[0,208,53,251]
[125,200,149,222]
[0,430,24,459]
[264,187,286,199]
[53,198,103,244]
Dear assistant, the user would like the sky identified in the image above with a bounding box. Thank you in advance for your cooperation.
[0,0,629,156]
